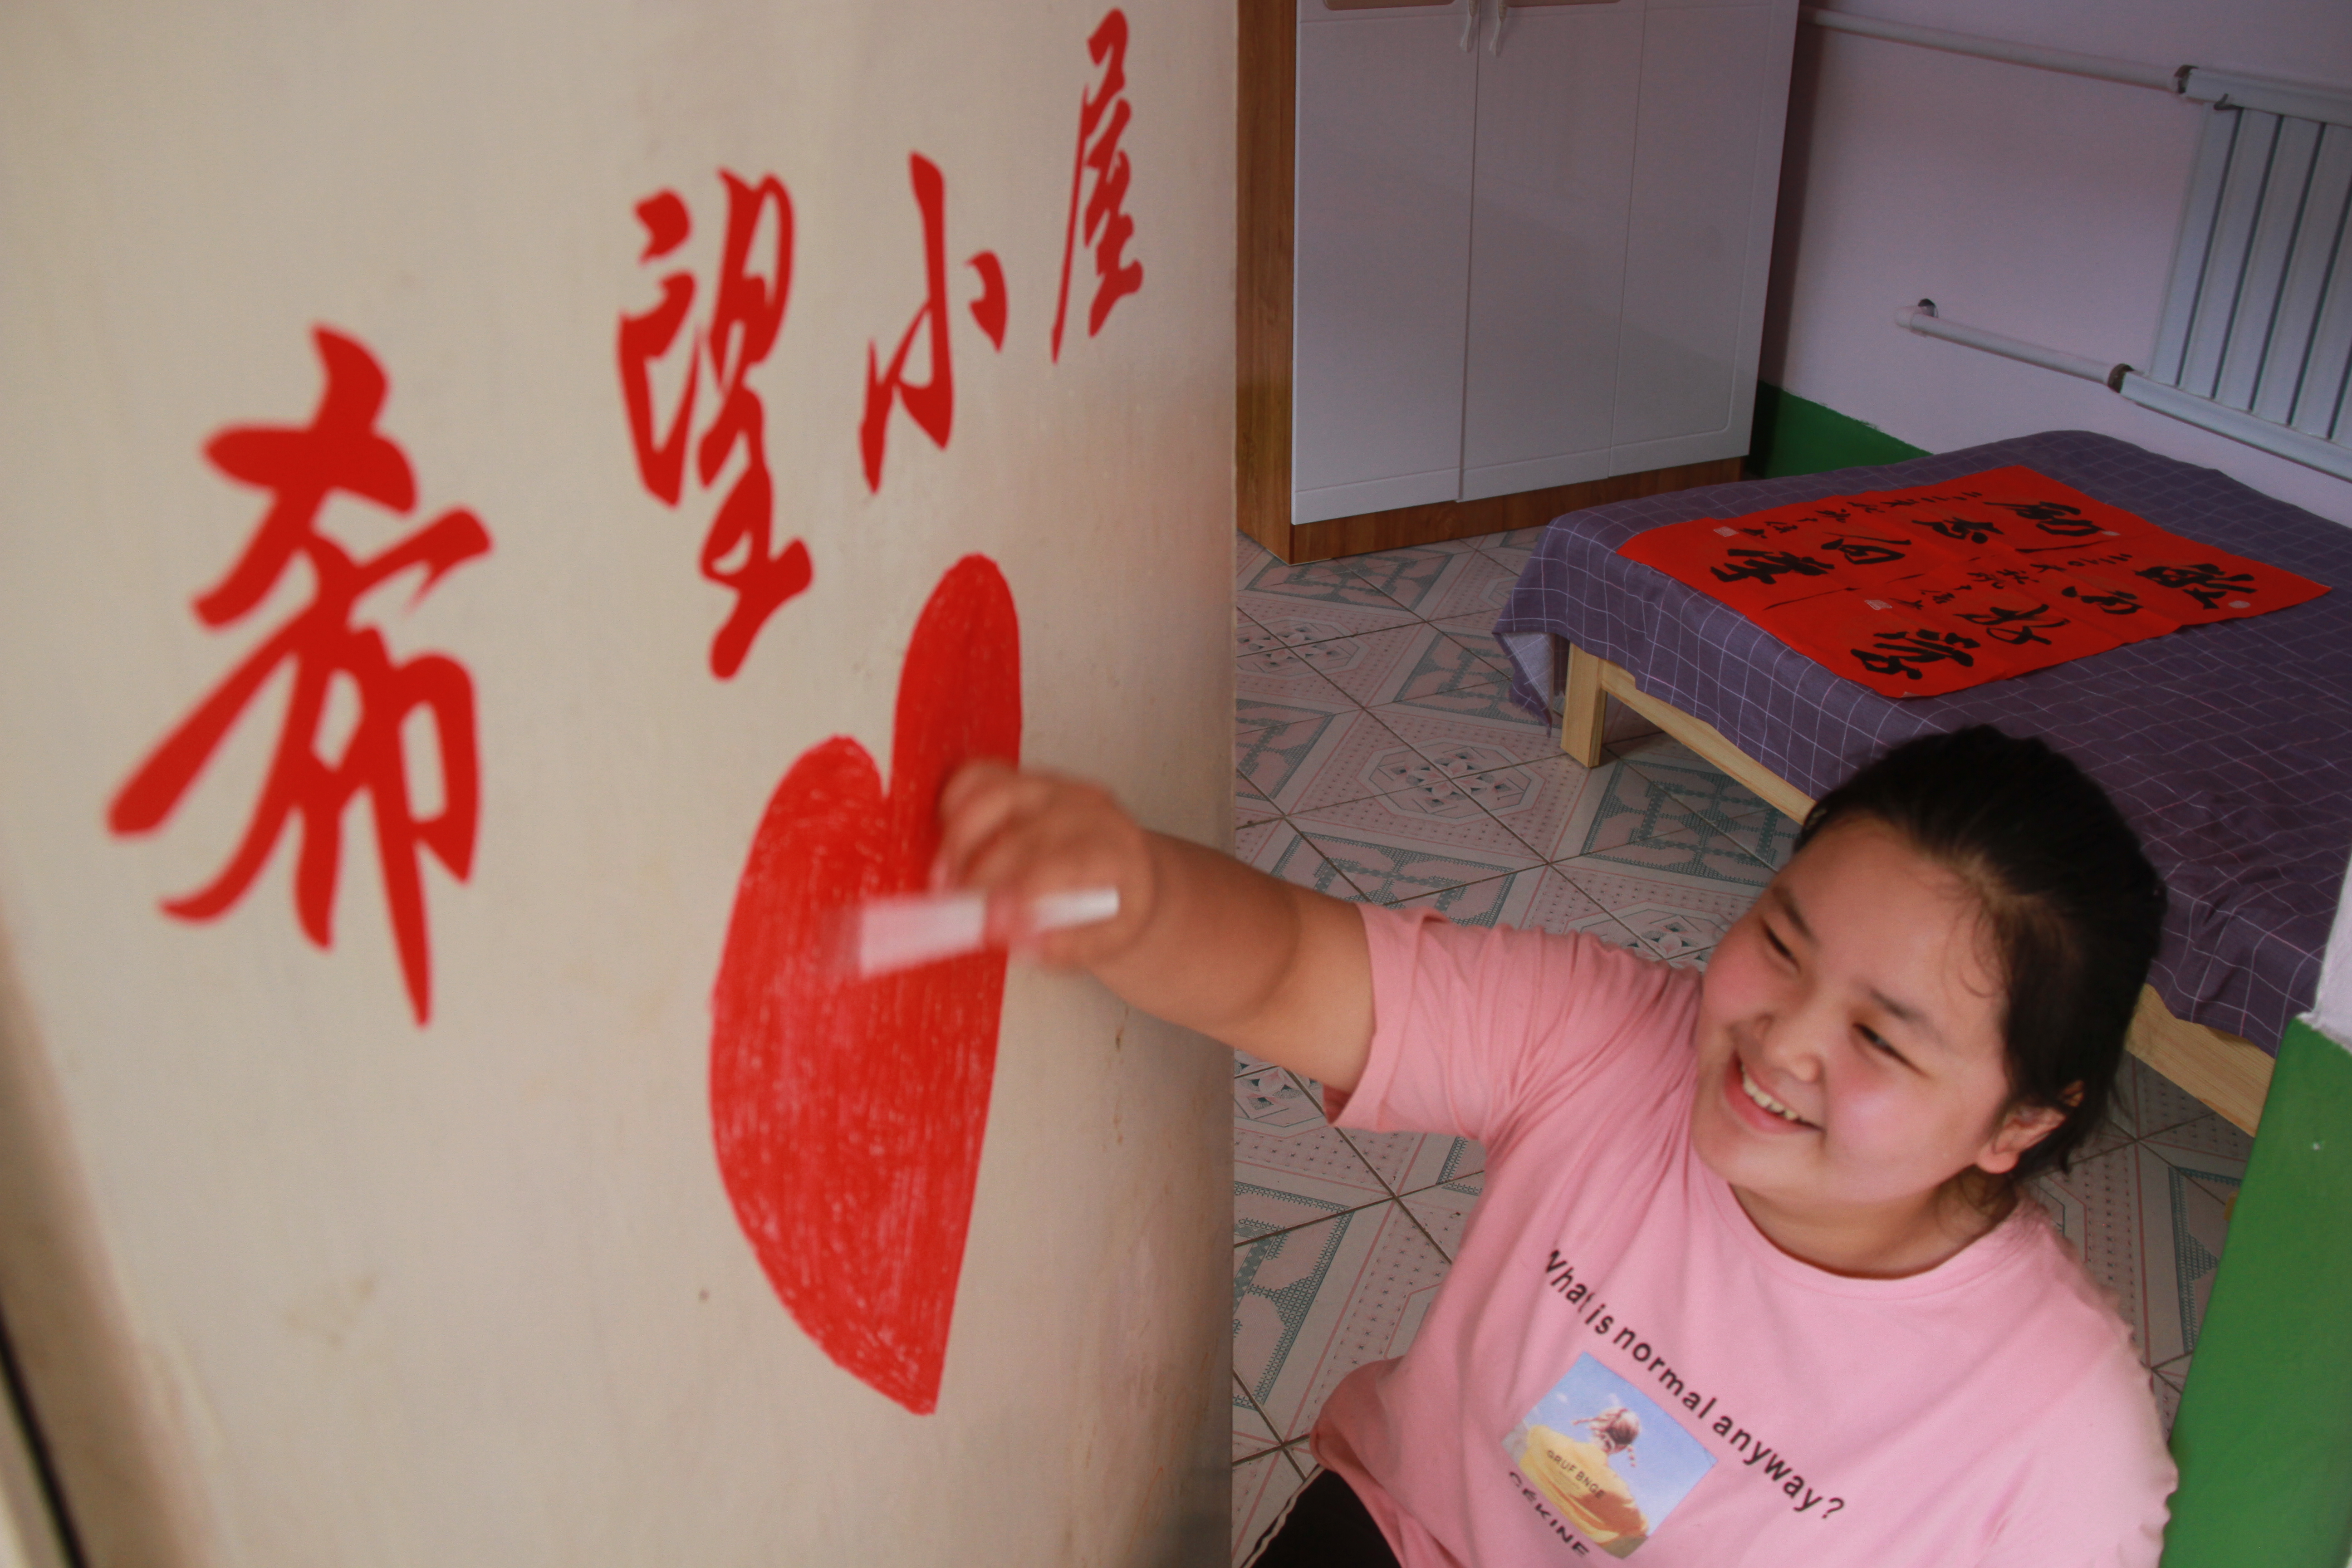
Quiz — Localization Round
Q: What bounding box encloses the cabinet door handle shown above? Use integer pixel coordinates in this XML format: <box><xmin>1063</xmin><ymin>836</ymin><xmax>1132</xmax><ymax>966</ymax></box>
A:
<box><xmin>1489</xmin><ymin>0</ymin><xmax>1509</xmax><ymax>53</ymax></box>
<box><xmin>1460</xmin><ymin>0</ymin><xmax>1481</xmax><ymax>51</ymax></box>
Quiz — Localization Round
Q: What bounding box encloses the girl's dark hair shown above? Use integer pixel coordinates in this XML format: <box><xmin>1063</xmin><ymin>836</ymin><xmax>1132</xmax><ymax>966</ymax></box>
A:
<box><xmin>1796</xmin><ymin>726</ymin><xmax>2165</xmax><ymax>1186</ymax></box>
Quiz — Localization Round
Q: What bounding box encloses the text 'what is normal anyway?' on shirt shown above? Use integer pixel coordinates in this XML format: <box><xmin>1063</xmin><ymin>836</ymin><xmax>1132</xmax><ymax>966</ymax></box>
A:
<box><xmin>1527</xmin><ymin>1249</ymin><xmax>1847</xmax><ymax>1557</ymax></box>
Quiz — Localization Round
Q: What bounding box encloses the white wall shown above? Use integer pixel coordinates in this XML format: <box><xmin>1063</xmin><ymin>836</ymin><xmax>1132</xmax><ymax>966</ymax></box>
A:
<box><xmin>1763</xmin><ymin>0</ymin><xmax>2352</xmax><ymax>525</ymax></box>
<box><xmin>0</xmin><ymin>3</ymin><xmax>1233</xmax><ymax>1564</ymax></box>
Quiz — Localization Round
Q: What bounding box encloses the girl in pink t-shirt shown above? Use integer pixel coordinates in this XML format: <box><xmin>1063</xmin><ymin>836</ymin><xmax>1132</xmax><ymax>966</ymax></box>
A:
<box><xmin>936</xmin><ymin>725</ymin><xmax>2176</xmax><ymax>1565</ymax></box>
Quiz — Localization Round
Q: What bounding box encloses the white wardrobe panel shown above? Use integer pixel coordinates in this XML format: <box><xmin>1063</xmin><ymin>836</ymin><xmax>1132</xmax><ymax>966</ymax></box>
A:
<box><xmin>1609</xmin><ymin>2</ymin><xmax>1779</xmax><ymax>461</ymax></box>
<box><xmin>1293</xmin><ymin>3</ymin><xmax>1480</xmax><ymax>524</ymax></box>
<box><xmin>1458</xmin><ymin>3</ymin><xmax>1642</xmax><ymax>502</ymax></box>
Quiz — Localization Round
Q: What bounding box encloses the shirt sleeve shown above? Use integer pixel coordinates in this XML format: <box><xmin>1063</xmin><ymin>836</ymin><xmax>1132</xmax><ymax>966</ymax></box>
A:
<box><xmin>1980</xmin><ymin>1356</ymin><xmax>2176</xmax><ymax>1568</ymax></box>
<box><xmin>1333</xmin><ymin>902</ymin><xmax>1697</xmax><ymax>1153</ymax></box>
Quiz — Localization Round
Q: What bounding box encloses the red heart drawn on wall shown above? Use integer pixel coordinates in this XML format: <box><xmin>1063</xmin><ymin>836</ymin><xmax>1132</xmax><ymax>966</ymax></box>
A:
<box><xmin>710</xmin><ymin>555</ymin><xmax>1019</xmax><ymax>1415</ymax></box>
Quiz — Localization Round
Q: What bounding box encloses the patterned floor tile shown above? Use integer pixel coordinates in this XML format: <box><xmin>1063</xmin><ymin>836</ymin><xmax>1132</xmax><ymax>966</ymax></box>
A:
<box><xmin>1238</xmin><ymin>556</ymin><xmax>1424</xmax><ymax>636</ymax></box>
<box><xmin>1548</xmin><ymin>858</ymin><xmax>1764</xmax><ymax>963</ymax></box>
<box><xmin>1515</xmin><ymin>867</ymin><xmax>1662</xmax><ymax>954</ymax></box>
<box><xmin>1241</xmin><ymin>606</ymin><xmax>1406</xmax><ymax>651</ymax></box>
<box><xmin>1369</xmin><ymin>664</ymin><xmax>1554</xmax><ymax>728</ymax></box>
<box><xmin>1234</xmin><ymin>1375</ymin><xmax>1284</xmax><ymax>1461</ymax></box>
<box><xmin>1290</xmin><ymin>804</ymin><xmax>1549</xmax><ymax>906</ymax></box>
<box><xmin>1235</xmin><ymin>631</ymin><xmax>1356</xmax><ymax>706</ymax></box>
<box><xmin>1235</xmin><ymin>1047</ymin><xmax>1276</xmax><ymax>1077</ymax></box>
<box><xmin>2026</xmin><ymin>1142</ymin><xmax>2152</xmax><ymax>1358</ymax></box>
<box><xmin>1325</xmin><ymin>544</ymin><xmax>1462</xmax><ymax>615</ymax></box>
<box><xmin>1235</xmin><ymin>1198</ymin><xmax>1452</xmax><ymax>1441</ymax></box>
<box><xmin>1236</xmin><ymin>530</ymin><xmax>1275</xmax><ymax>589</ymax></box>
<box><xmin>1237</xmin><ymin>1063</ymin><xmax>1330</xmax><ymax>1136</ymax></box>
<box><xmin>1401</xmin><ymin>1176</ymin><xmax>1484</xmax><ymax>1261</ymax></box>
<box><xmin>2110</xmin><ymin>1055</ymin><xmax>2221</xmax><ymax>1142</ymax></box>
<box><xmin>1333</xmin><ymin>1117</ymin><xmax>1483</xmax><ymax>1192</ymax></box>
<box><xmin>1293</xmin><ymin>784</ymin><xmax>1546</xmax><ymax>867</ymax></box>
<box><xmin>1386</xmin><ymin>867</ymin><xmax>1550</xmax><ymax>928</ymax></box>
<box><xmin>1426</xmin><ymin>612</ymin><xmax>1517</xmax><ymax>672</ymax></box>
<box><xmin>1232</xmin><ymin>1446</ymin><xmax>1308</xmax><ymax>1564</ymax></box>
<box><xmin>2151</xmin><ymin>1364</ymin><xmax>2185</xmax><ymax>1435</ymax></box>
<box><xmin>1236</xmin><ymin>1068</ymin><xmax>1396</xmax><ymax>1219</ymax></box>
<box><xmin>1524</xmin><ymin>756</ymin><xmax>1780</xmax><ymax>885</ymax></box>
<box><xmin>1241</xmin><ymin>703</ymin><xmax>1429</xmax><ymax>817</ymax></box>
<box><xmin>1235</xmin><ymin>1165</ymin><xmax>1392</xmax><ymax>1246</ymax></box>
<box><xmin>1235</xmin><ymin>694</ymin><xmax>1339</xmax><ymax>745</ymax></box>
<box><xmin>2137</xmin><ymin>1111</ymin><xmax>2253</xmax><ymax>1164</ymax></box>
<box><xmin>1602</xmin><ymin>696</ymin><xmax>1664</xmax><ymax>745</ymax></box>
<box><xmin>1612</xmin><ymin>746</ymin><xmax>1802</xmax><ymax>874</ymax></box>
<box><xmin>1308</xmin><ymin>623</ymin><xmax>1517</xmax><ymax>712</ymax></box>
<box><xmin>1235</xmin><ymin>769</ymin><xmax>1279</xmax><ymax>828</ymax></box>
<box><xmin>1234</xmin><ymin>820</ymin><xmax>1363</xmax><ymax>901</ymax></box>
<box><xmin>2128</xmin><ymin>1138</ymin><xmax>2244</xmax><ymax>1367</ymax></box>
<box><xmin>1715</xmin><ymin>805</ymin><xmax>1799</xmax><ymax>873</ymax></box>
<box><xmin>1606</xmin><ymin>731</ymin><xmax>1712</xmax><ymax>770</ymax></box>
<box><xmin>1487</xmin><ymin>524</ymin><xmax>1551</xmax><ymax>551</ymax></box>
<box><xmin>1399</xmin><ymin>1133</ymin><xmax>1487</xmax><ymax>1193</ymax></box>
<box><xmin>1375</xmin><ymin>705</ymin><xmax>1578</xmax><ymax>779</ymax></box>
<box><xmin>1414</xmin><ymin>548</ymin><xmax>1523</xmax><ymax>623</ymax></box>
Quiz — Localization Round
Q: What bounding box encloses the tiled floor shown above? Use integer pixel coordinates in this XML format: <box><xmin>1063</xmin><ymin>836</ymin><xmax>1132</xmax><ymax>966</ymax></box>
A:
<box><xmin>1226</xmin><ymin>529</ymin><xmax>2254</xmax><ymax>1563</ymax></box>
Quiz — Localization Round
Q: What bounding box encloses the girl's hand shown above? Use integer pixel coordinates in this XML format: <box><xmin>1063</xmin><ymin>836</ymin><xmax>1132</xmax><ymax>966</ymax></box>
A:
<box><xmin>932</xmin><ymin>758</ymin><xmax>1376</xmax><ymax>1092</ymax></box>
<box><xmin>933</xmin><ymin>760</ymin><xmax>1160</xmax><ymax>971</ymax></box>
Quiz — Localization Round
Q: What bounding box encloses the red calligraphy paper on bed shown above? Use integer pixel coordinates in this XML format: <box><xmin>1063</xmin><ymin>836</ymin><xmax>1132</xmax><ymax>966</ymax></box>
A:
<box><xmin>1617</xmin><ymin>466</ymin><xmax>2330</xmax><ymax>698</ymax></box>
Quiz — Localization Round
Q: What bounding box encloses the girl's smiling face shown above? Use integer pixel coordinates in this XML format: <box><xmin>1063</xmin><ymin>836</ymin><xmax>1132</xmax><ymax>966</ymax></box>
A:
<box><xmin>1689</xmin><ymin>818</ymin><xmax>2065</xmax><ymax>1277</ymax></box>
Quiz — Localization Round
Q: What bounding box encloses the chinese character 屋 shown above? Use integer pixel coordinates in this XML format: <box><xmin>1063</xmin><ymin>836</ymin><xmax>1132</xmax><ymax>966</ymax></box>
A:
<box><xmin>1052</xmin><ymin>8</ymin><xmax>1144</xmax><ymax>360</ymax></box>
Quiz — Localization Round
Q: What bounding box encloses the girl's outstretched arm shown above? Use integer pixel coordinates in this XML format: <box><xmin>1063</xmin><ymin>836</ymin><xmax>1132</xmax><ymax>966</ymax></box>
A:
<box><xmin>935</xmin><ymin>760</ymin><xmax>1375</xmax><ymax>1093</ymax></box>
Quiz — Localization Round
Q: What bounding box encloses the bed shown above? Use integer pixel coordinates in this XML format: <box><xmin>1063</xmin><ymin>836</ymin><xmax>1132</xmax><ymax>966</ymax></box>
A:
<box><xmin>1493</xmin><ymin>430</ymin><xmax>2352</xmax><ymax>1135</ymax></box>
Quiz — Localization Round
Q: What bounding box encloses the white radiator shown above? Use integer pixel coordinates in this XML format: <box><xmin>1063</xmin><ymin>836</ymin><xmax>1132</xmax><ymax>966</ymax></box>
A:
<box><xmin>1813</xmin><ymin>7</ymin><xmax>2352</xmax><ymax>482</ymax></box>
<box><xmin>2149</xmin><ymin>106</ymin><xmax>2352</xmax><ymax>451</ymax></box>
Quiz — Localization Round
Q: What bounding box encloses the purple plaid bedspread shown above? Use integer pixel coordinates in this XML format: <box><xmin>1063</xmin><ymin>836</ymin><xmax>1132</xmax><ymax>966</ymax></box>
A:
<box><xmin>1496</xmin><ymin>430</ymin><xmax>2352</xmax><ymax>1052</ymax></box>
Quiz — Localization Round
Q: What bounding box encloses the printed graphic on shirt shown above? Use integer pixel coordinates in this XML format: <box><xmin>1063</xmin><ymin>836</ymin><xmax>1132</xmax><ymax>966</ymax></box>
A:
<box><xmin>1504</xmin><ymin>1355</ymin><xmax>1716</xmax><ymax>1558</ymax></box>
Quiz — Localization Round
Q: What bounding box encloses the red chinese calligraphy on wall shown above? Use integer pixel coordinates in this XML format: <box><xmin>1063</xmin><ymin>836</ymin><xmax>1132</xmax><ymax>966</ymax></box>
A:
<box><xmin>860</xmin><ymin>154</ymin><xmax>1009</xmax><ymax>493</ymax></box>
<box><xmin>1051</xmin><ymin>9</ymin><xmax>1143</xmax><ymax>362</ymax></box>
<box><xmin>618</xmin><ymin>172</ymin><xmax>814</xmax><ymax>678</ymax></box>
<box><xmin>108</xmin><ymin>328</ymin><xmax>490</xmax><ymax>1025</ymax></box>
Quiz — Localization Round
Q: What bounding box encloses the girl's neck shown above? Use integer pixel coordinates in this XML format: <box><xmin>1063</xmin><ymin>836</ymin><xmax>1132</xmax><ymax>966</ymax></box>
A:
<box><xmin>1730</xmin><ymin>1177</ymin><xmax>2016</xmax><ymax>1279</ymax></box>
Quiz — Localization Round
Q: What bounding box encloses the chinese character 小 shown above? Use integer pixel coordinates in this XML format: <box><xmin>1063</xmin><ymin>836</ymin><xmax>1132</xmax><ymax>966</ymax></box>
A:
<box><xmin>860</xmin><ymin>153</ymin><xmax>1008</xmax><ymax>491</ymax></box>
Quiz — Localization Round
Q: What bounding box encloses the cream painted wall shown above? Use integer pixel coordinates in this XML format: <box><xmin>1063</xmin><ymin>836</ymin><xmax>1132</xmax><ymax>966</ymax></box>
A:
<box><xmin>1763</xmin><ymin>0</ymin><xmax>2352</xmax><ymax>524</ymax></box>
<box><xmin>0</xmin><ymin>3</ymin><xmax>1233</xmax><ymax>1563</ymax></box>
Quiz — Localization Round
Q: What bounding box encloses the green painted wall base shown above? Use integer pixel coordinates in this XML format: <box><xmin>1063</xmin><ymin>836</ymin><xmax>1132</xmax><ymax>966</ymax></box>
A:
<box><xmin>2163</xmin><ymin>1018</ymin><xmax>2352</xmax><ymax>1567</ymax></box>
<box><xmin>1747</xmin><ymin>383</ymin><xmax>1929</xmax><ymax>479</ymax></box>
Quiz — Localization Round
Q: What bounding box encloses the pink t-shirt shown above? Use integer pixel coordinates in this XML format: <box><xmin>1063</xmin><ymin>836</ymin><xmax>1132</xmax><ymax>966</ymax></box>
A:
<box><xmin>1312</xmin><ymin>904</ymin><xmax>2175</xmax><ymax>1568</ymax></box>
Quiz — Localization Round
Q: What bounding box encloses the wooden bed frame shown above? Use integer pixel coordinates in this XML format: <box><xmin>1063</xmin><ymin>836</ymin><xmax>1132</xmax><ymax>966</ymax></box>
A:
<box><xmin>1558</xmin><ymin>643</ymin><xmax>2279</xmax><ymax>1135</ymax></box>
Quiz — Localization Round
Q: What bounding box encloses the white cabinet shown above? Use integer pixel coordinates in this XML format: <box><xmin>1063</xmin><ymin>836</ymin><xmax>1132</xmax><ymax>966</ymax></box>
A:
<box><xmin>1289</xmin><ymin>0</ymin><xmax>1798</xmax><ymax>528</ymax></box>
<box><xmin>1293</xmin><ymin>4</ymin><xmax>1480</xmax><ymax>520</ymax></box>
